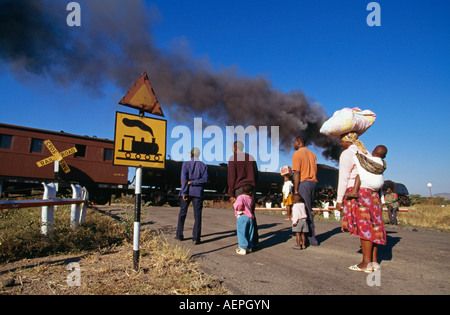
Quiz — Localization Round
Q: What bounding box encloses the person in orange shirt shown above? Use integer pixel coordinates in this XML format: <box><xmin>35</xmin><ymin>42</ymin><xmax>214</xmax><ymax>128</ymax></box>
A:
<box><xmin>292</xmin><ymin>136</ymin><xmax>319</xmax><ymax>246</ymax></box>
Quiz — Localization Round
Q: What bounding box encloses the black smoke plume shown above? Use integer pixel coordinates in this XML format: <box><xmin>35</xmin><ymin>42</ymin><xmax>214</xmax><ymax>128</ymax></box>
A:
<box><xmin>122</xmin><ymin>118</ymin><xmax>154</xmax><ymax>137</ymax></box>
<box><xmin>0</xmin><ymin>0</ymin><xmax>341</xmax><ymax>161</ymax></box>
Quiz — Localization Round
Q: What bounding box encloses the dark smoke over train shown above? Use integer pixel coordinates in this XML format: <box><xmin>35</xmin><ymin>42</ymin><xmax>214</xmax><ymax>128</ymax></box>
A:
<box><xmin>0</xmin><ymin>0</ymin><xmax>341</xmax><ymax>161</ymax></box>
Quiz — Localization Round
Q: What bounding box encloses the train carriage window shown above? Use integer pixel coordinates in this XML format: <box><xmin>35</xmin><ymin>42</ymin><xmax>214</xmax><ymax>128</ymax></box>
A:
<box><xmin>104</xmin><ymin>148</ymin><xmax>113</xmax><ymax>161</ymax></box>
<box><xmin>0</xmin><ymin>134</ymin><xmax>12</xmax><ymax>149</ymax></box>
<box><xmin>74</xmin><ymin>144</ymin><xmax>86</xmax><ymax>158</ymax></box>
<box><xmin>30</xmin><ymin>138</ymin><xmax>44</xmax><ymax>153</ymax></box>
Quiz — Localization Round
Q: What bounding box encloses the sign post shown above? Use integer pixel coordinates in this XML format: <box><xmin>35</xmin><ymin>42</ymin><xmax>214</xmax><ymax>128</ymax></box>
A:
<box><xmin>115</xmin><ymin>72</ymin><xmax>166</xmax><ymax>271</ymax></box>
<box><xmin>133</xmin><ymin>167</ymin><xmax>142</xmax><ymax>270</ymax></box>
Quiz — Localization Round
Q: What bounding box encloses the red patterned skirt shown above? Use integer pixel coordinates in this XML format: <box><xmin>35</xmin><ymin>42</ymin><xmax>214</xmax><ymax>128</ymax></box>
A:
<box><xmin>342</xmin><ymin>188</ymin><xmax>386</xmax><ymax>245</ymax></box>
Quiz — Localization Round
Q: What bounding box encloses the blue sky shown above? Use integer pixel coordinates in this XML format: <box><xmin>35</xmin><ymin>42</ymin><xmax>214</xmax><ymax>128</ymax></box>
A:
<box><xmin>0</xmin><ymin>0</ymin><xmax>449</xmax><ymax>196</ymax></box>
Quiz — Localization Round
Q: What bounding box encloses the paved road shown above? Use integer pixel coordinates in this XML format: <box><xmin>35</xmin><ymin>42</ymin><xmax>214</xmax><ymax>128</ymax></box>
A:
<box><xmin>98</xmin><ymin>205</ymin><xmax>449</xmax><ymax>295</ymax></box>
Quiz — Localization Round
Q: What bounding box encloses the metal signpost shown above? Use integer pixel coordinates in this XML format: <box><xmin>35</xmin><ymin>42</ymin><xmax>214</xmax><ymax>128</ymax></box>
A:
<box><xmin>115</xmin><ymin>72</ymin><xmax>166</xmax><ymax>271</ymax></box>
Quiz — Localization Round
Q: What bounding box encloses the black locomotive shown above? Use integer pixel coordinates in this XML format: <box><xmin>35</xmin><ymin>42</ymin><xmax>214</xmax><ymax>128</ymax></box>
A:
<box><xmin>139</xmin><ymin>159</ymin><xmax>410</xmax><ymax>207</ymax></box>
<box><xmin>119</xmin><ymin>136</ymin><xmax>161</xmax><ymax>161</ymax></box>
<box><xmin>139</xmin><ymin>160</ymin><xmax>339</xmax><ymax>207</ymax></box>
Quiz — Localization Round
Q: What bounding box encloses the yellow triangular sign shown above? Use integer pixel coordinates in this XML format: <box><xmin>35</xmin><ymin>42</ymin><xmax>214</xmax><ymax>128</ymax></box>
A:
<box><xmin>119</xmin><ymin>73</ymin><xmax>164</xmax><ymax>117</ymax></box>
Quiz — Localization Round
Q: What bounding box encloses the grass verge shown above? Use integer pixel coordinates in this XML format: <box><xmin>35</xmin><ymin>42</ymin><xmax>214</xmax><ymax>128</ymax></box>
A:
<box><xmin>0</xmin><ymin>206</ymin><xmax>229</xmax><ymax>295</ymax></box>
<box><xmin>0</xmin><ymin>205</ymin><xmax>124</xmax><ymax>264</ymax></box>
<box><xmin>311</xmin><ymin>205</ymin><xmax>450</xmax><ymax>232</ymax></box>
<box><xmin>397</xmin><ymin>205</ymin><xmax>450</xmax><ymax>232</ymax></box>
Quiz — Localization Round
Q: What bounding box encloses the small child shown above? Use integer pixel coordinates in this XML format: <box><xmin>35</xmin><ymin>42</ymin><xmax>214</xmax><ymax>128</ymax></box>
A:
<box><xmin>345</xmin><ymin>145</ymin><xmax>388</xmax><ymax>199</ymax></box>
<box><xmin>233</xmin><ymin>184</ymin><xmax>255</xmax><ymax>255</ymax></box>
<box><xmin>282</xmin><ymin>173</ymin><xmax>294</xmax><ymax>220</ymax></box>
<box><xmin>291</xmin><ymin>194</ymin><xmax>309</xmax><ymax>250</ymax></box>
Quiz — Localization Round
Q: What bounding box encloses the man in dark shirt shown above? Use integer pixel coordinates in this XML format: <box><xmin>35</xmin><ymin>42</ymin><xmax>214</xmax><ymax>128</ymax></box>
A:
<box><xmin>176</xmin><ymin>147</ymin><xmax>208</xmax><ymax>244</ymax></box>
<box><xmin>228</xmin><ymin>141</ymin><xmax>259</xmax><ymax>245</ymax></box>
<box><xmin>385</xmin><ymin>187</ymin><xmax>399</xmax><ymax>225</ymax></box>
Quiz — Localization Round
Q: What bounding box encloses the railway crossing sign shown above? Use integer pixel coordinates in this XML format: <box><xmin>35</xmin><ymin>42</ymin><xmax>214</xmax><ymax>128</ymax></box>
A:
<box><xmin>117</xmin><ymin>72</ymin><xmax>167</xmax><ymax>271</ymax></box>
<box><xmin>113</xmin><ymin>112</ymin><xmax>167</xmax><ymax>169</ymax></box>
<box><xmin>36</xmin><ymin>140</ymin><xmax>77</xmax><ymax>173</ymax></box>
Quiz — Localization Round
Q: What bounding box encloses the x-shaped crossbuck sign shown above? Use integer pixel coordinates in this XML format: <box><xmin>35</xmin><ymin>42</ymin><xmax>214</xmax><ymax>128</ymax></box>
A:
<box><xmin>36</xmin><ymin>140</ymin><xmax>77</xmax><ymax>174</ymax></box>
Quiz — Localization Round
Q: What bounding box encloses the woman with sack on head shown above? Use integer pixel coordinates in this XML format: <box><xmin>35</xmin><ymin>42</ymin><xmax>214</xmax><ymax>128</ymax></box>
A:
<box><xmin>335</xmin><ymin>132</ymin><xmax>386</xmax><ymax>273</ymax></box>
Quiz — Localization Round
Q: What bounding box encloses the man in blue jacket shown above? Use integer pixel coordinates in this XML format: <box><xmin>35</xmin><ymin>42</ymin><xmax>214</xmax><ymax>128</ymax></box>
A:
<box><xmin>176</xmin><ymin>147</ymin><xmax>209</xmax><ymax>244</ymax></box>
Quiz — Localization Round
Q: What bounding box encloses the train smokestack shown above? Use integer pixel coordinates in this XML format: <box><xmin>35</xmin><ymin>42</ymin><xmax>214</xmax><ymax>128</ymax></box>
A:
<box><xmin>0</xmin><ymin>0</ymin><xmax>341</xmax><ymax>161</ymax></box>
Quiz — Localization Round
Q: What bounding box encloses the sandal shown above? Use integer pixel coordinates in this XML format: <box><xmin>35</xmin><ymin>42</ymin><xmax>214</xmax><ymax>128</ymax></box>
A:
<box><xmin>348</xmin><ymin>264</ymin><xmax>372</xmax><ymax>273</ymax></box>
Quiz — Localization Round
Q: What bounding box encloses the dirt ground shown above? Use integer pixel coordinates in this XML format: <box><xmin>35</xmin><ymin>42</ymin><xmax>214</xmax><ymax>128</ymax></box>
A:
<box><xmin>138</xmin><ymin>206</ymin><xmax>450</xmax><ymax>295</ymax></box>
<box><xmin>2</xmin><ymin>205</ymin><xmax>449</xmax><ymax>295</ymax></box>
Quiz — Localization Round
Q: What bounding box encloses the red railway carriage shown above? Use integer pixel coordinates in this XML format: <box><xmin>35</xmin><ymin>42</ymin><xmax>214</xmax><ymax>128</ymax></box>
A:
<box><xmin>0</xmin><ymin>123</ymin><xmax>128</xmax><ymax>204</ymax></box>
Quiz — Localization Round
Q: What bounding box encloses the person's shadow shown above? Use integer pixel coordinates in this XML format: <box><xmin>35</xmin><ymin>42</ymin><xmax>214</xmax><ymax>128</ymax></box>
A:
<box><xmin>355</xmin><ymin>230</ymin><xmax>401</xmax><ymax>263</ymax></box>
<box><xmin>200</xmin><ymin>229</ymin><xmax>237</xmax><ymax>244</ymax></box>
<box><xmin>257</xmin><ymin>223</ymin><xmax>293</xmax><ymax>250</ymax></box>
<box><xmin>316</xmin><ymin>227</ymin><xmax>342</xmax><ymax>244</ymax></box>
<box><xmin>315</xmin><ymin>226</ymin><xmax>401</xmax><ymax>264</ymax></box>
<box><xmin>377</xmin><ymin>231</ymin><xmax>401</xmax><ymax>263</ymax></box>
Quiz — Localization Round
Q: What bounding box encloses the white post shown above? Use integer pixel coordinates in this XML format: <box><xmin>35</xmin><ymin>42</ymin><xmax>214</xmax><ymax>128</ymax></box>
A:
<box><xmin>70</xmin><ymin>184</ymin><xmax>82</xmax><ymax>229</ymax></box>
<box><xmin>54</xmin><ymin>161</ymin><xmax>59</xmax><ymax>191</ymax></box>
<box><xmin>42</xmin><ymin>182</ymin><xmax>57</xmax><ymax>236</ymax></box>
<box><xmin>79</xmin><ymin>187</ymin><xmax>89</xmax><ymax>225</ymax></box>
<box><xmin>333</xmin><ymin>200</ymin><xmax>340</xmax><ymax>221</ymax></box>
<box><xmin>53</xmin><ymin>161</ymin><xmax>59</xmax><ymax>212</ymax></box>
<box><xmin>133</xmin><ymin>167</ymin><xmax>143</xmax><ymax>271</ymax></box>
<box><xmin>323</xmin><ymin>201</ymin><xmax>329</xmax><ymax>219</ymax></box>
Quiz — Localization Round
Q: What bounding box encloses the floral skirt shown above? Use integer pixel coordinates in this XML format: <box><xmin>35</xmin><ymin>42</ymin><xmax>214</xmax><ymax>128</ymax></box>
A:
<box><xmin>342</xmin><ymin>188</ymin><xmax>386</xmax><ymax>245</ymax></box>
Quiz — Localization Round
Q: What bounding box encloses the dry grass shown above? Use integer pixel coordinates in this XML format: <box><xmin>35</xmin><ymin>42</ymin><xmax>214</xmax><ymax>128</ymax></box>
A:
<box><xmin>0</xmin><ymin>206</ymin><xmax>229</xmax><ymax>295</ymax></box>
<box><xmin>0</xmin><ymin>206</ymin><xmax>124</xmax><ymax>263</ymax></box>
<box><xmin>0</xmin><ymin>233</ymin><xmax>228</xmax><ymax>295</ymax></box>
<box><xmin>310</xmin><ymin>204</ymin><xmax>450</xmax><ymax>232</ymax></box>
<box><xmin>73</xmin><ymin>231</ymin><xmax>228</xmax><ymax>295</ymax></box>
<box><xmin>397</xmin><ymin>205</ymin><xmax>450</xmax><ymax>232</ymax></box>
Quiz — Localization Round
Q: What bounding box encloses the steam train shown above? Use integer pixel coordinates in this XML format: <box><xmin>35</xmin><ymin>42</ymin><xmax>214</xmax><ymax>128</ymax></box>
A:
<box><xmin>0</xmin><ymin>123</ymin><xmax>410</xmax><ymax>206</ymax></box>
<box><xmin>139</xmin><ymin>160</ymin><xmax>340</xmax><ymax>207</ymax></box>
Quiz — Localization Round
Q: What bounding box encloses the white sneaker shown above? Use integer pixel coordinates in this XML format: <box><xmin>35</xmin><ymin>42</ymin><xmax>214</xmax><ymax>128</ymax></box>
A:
<box><xmin>236</xmin><ymin>247</ymin><xmax>247</xmax><ymax>255</ymax></box>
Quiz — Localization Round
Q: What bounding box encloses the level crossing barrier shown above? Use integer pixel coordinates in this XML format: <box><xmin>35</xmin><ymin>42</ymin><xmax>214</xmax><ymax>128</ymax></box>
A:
<box><xmin>0</xmin><ymin>182</ymin><xmax>88</xmax><ymax>236</ymax></box>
